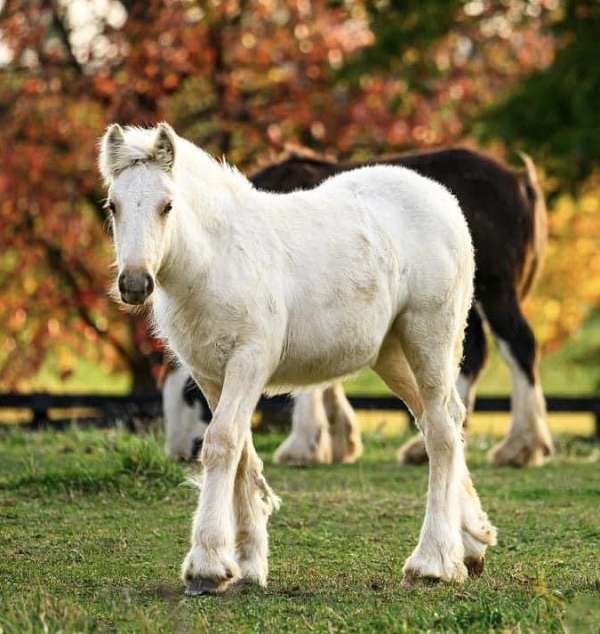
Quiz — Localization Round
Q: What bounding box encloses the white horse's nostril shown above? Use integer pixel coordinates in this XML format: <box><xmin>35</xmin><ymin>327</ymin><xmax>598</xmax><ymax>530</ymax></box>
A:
<box><xmin>117</xmin><ymin>273</ymin><xmax>127</xmax><ymax>295</ymax></box>
<box><xmin>144</xmin><ymin>273</ymin><xmax>154</xmax><ymax>294</ymax></box>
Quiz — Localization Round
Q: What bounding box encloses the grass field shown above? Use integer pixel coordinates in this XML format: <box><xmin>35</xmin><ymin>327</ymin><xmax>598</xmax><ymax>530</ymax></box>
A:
<box><xmin>1</xmin><ymin>425</ymin><xmax>599</xmax><ymax>633</ymax></box>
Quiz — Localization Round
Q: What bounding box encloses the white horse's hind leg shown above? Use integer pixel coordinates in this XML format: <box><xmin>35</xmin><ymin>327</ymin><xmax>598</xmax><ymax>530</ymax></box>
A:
<box><xmin>323</xmin><ymin>382</ymin><xmax>363</xmax><ymax>463</ymax></box>
<box><xmin>373</xmin><ymin>340</ymin><xmax>429</xmax><ymax>466</ymax></box>
<box><xmin>373</xmin><ymin>335</ymin><xmax>437</xmax><ymax>480</ymax></box>
<box><xmin>234</xmin><ymin>435</ymin><xmax>280</xmax><ymax>586</ymax></box>
<box><xmin>397</xmin><ymin>309</ymin><xmax>488</xmax><ymax>466</ymax></box>
<box><xmin>397</xmin><ymin>372</ymin><xmax>475</xmax><ymax>464</ymax></box>
<box><xmin>447</xmin><ymin>386</ymin><xmax>497</xmax><ymax>575</ymax></box>
<box><xmin>396</xmin><ymin>432</ymin><xmax>428</xmax><ymax>465</ymax></box>
<box><xmin>382</xmin><ymin>309</ymin><xmax>494</xmax><ymax>584</ymax></box>
<box><xmin>273</xmin><ymin>388</ymin><xmax>332</xmax><ymax>465</ymax></box>
<box><xmin>395</xmin><ymin>367</ymin><xmax>479</xmax><ymax>466</ymax></box>
<box><xmin>403</xmin><ymin>400</ymin><xmax>467</xmax><ymax>583</ymax></box>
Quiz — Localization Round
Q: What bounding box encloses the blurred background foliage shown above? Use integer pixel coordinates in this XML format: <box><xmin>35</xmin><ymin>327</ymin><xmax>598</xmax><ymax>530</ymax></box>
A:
<box><xmin>0</xmin><ymin>0</ymin><xmax>598</xmax><ymax>394</ymax></box>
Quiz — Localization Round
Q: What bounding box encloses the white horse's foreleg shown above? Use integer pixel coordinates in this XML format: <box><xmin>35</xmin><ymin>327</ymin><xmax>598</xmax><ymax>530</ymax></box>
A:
<box><xmin>234</xmin><ymin>434</ymin><xmax>280</xmax><ymax>586</ymax></box>
<box><xmin>323</xmin><ymin>382</ymin><xmax>363</xmax><ymax>463</ymax></box>
<box><xmin>182</xmin><ymin>355</ymin><xmax>270</xmax><ymax>595</ymax></box>
<box><xmin>273</xmin><ymin>388</ymin><xmax>332</xmax><ymax>465</ymax></box>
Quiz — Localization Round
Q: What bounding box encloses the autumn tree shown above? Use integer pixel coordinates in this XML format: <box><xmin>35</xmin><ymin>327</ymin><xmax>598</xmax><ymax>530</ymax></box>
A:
<box><xmin>0</xmin><ymin>0</ymin><xmax>374</xmax><ymax>392</ymax></box>
<box><xmin>0</xmin><ymin>0</ymin><xmax>569</xmax><ymax>392</ymax></box>
<box><xmin>476</xmin><ymin>0</ymin><xmax>600</xmax><ymax>187</ymax></box>
<box><xmin>471</xmin><ymin>0</ymin><xmax>600</xmax><ymax>356</ymax></box>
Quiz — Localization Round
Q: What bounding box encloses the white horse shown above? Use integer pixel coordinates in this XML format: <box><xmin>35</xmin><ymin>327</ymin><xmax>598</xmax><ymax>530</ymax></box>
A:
<box><xmin>99</xmin><ymin>122</ymin><xmax>496</xmax><ymax>595</ymax></box>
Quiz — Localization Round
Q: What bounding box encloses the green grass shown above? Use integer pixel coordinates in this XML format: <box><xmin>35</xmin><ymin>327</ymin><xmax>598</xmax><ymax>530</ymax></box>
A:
<box><xmin>1</xmin><ymin>426</ymin><xmax>599</xmax><ymax>633</ymax></box>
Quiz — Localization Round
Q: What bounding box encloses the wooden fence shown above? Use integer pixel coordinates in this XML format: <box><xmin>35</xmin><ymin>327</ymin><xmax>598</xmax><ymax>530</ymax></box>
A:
<box><xmin>0</xmin><ymin>392</ymin><xmax>599</xmax><ymax>440</ymax></box>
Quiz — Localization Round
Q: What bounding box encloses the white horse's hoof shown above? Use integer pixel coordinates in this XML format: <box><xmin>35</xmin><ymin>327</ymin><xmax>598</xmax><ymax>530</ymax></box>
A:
<box><xmin>402</xmin><ymin>548</ymin><xmax>468</xmax><ymax>585</ymax></box>
<box><xmin>182</xmin><ymin>547</ymin><xmax>240</xmax><ymax>596</ymax></box>
<box><xmin>460</xmin><ymin>476</ymin><xmax>497</xmax><ymax>576</ymax></box>
<box><xmin>237</xmin><ymin>553</ymin><xmax>268</xmax><ymax>588</ymax></box>
<box><xmin>273</xmin><ymin>435</ymin><xmax>332</xmax><ymax>466</ymax></box>
<box><xmin>461</xmin><ymin>529</ymin><xmax>493</xmax><ymax>578</ymax></box>
<box><xmin>464</xmin><ymin>556</ymin><xmax>485</xmax><ymax>577</ymax></box>
<box><xmin>330</xmin><ymin>431</ymin><xmax>363</xmax><ymax>464</ymax></box>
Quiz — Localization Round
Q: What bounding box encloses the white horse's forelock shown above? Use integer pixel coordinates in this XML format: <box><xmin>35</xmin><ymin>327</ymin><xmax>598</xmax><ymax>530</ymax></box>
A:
<box><xmin>99</xmin><ymin>125</ymin><xmax>157</xmax><ymax>185</ymax></box>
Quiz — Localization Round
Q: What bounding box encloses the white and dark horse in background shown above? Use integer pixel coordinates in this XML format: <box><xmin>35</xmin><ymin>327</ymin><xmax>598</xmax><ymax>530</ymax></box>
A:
<box><xmin>100</xmin><ymin>123</ymin><xmax>495</xmax><ymax>594</ymax></box>
<box><xmin>162</xmin><ymin>364</ymin><xmax>210</xmax><ymax>461</ymax></box>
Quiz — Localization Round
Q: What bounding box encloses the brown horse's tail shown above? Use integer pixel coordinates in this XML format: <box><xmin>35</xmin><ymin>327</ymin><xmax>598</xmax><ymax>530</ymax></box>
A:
<box><xmin>518</xmin><ymin>152</ymin><xmax>548</xmax><ymax>298</ymax></box>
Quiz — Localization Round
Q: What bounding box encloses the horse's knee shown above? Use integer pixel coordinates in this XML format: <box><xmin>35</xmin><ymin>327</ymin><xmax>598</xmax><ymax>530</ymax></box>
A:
<box><xmin>448</xmin><ymin>388</ymin><xmax>466</xmax><ymax>429</ymax></box>
<box><xmin>422</xmin><ymin>402</ymin><xmax>460</xmax><ymax>456</ymax></box>
<box><xmin>201</xmin><ymin>423</ymin><xmax>239</xmax><ymax>468</ymax></box>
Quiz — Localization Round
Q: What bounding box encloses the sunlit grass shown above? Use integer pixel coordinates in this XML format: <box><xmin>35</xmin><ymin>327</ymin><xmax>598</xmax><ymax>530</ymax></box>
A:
<box><xmin>0</xmin><ymin>426</ymin><xmax>598</xmax><ymax>632</ymax></box>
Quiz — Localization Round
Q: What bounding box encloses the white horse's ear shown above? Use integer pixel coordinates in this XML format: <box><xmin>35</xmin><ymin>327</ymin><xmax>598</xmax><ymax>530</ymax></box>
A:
<box><xmin>154</xmin><ymin>122</ymin><xmax>176</xmax><ymax>172</ymax></box>
<box><xmin>99</xmin><ymin>123</ymin><xmax>126</xmax><ymax>184</ymax></box>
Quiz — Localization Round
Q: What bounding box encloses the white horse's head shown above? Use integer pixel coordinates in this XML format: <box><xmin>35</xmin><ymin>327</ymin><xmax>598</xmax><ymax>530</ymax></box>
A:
<box><xmin>99</xmin><ymin>123</ymin><xmax>177</xmax><ymax>304</ymax></box>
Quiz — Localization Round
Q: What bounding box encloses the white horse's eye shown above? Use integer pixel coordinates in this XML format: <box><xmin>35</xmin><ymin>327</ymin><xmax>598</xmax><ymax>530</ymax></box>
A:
<box><xmin>161</xmin><ymin>202</ymin><xmax>173</xmax><ymax>217</ymax></box>
<box><xmin>106</xmin><ymin>201</ymin><xmax>116</xmax><ymax>215</ymax></box>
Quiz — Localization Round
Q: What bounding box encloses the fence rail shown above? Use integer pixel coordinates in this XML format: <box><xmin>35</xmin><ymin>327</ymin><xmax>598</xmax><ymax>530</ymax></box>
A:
<box><xmin>0</xmin><ymin>392</ymin><xmax>599</xmax><ymax>440</ymax></box>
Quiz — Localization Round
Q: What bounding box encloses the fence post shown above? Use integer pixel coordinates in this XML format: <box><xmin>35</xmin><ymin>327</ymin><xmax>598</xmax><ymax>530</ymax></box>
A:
<box><xmin>30</xmin><ymin>394</ymin><xmax>49</xmax><ymax>429</ymax></box>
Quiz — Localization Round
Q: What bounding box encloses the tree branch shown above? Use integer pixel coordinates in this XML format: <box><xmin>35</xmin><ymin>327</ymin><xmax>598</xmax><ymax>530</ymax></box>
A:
<box><xmin>47</xmin><ymin>0</ymin><xmax>84</xmax><ymax>76</ymax></box>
